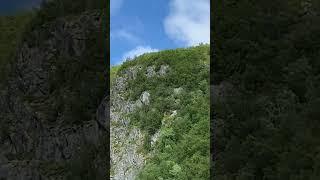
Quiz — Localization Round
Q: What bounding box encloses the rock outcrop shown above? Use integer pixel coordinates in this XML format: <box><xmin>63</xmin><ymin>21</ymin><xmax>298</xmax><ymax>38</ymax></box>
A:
<box><xmin>110</xmin><ymin>65</ymin><xmax>169</xmax><ymax>180</ymax></box>
<box><xmin>111</xmin><ymin>45</ymin><xmax>210</xmax><ymax>179</ymax></box>
<box><xmin>111</xmin><ymin>66</ymin><xmax>146</xmax><ymax>180</ymax></box>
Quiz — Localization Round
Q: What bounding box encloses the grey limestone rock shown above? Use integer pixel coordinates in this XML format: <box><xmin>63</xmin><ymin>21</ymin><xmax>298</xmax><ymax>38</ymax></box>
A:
<box><xmin>158</xmin><ymin>65</ymin><xmax>169</xmax><ymax>76</ymax></box>
<box><xmin>140</xmin><ymin>91</ymin><xmax>150</xmax><ymax>105</ymax></box>
<box><xmin>146</xmin><ymin>66</ymin><xmax>156</xmax><ymax>78</ymax></box>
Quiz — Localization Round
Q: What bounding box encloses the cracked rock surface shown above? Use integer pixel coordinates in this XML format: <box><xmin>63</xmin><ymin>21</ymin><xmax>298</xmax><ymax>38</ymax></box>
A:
<box><xmin>111</xmin><ymin>64</ymin><xmax>169</xmax><ymax>180</ymax></box>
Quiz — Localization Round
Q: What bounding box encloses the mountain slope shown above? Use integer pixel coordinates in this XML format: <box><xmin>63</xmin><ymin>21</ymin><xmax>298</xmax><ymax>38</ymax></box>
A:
<box><xmin>111</xmin><ymin>44</ymin><xmax>210</xmax><ymax>179</ymax></box>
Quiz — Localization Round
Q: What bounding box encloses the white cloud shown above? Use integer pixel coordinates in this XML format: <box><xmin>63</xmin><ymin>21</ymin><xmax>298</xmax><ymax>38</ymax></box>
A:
<box><xmin>111</xmin><ymin>0</ymin><xmax>123</xmax><ymax>16</ymax></box>
<box><xmin>111</xmin><ymin>29</ymin><xmax>142</xmax><ymax>44</ymax></box>
<box><xmin>164</xmin><ymin>0</ymin><xmax>210</xmax><ymax>46</ymax></box>
<box><xmin>117</xmin><ymin>46</ymin><xmax>159</xmax><ymax>65</ymax></box>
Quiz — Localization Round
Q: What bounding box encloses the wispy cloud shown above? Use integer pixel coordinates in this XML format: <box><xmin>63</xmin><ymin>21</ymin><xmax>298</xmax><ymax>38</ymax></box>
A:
<box><xmin>117</xmin><ymin>46</ymin><xmax>159</xmax><ymax>65</ymax></box>
<box><xmin>111</xmin><ymin>0</ymin><xmax>124</xmax><ymax>16</ymax></box>
<box><xmin>111</xmin><ymin>29</ymin><xmax>142</xmax><ymax>44</ymax></box>
<box><xmin>164</xmin><ymin>0</ymin><xmax>210</xmax><ymax>46</ymax></box>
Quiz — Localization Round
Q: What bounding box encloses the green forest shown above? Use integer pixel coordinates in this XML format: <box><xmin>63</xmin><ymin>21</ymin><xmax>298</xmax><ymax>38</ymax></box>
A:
<box><xmin>212</xmin><ymin>0</ymin><xmax>320</xmax><ymax>179</ymax></box>
<box><xmin>111</xmin><ymin>44</ymin><xmax>210</xmax><ymax>179</ymax></box>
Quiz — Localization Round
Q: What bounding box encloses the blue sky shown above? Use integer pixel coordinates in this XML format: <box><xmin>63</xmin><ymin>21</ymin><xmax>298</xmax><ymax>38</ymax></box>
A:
<box><xmin>111</xmin><ymin>0</ymin><xmax>210</xmax><ymax>65</ymax></box>
<box><xmin>0</xmin><ymin>0</ymin><xmax>41</xmax><ymax>15</ymax></box>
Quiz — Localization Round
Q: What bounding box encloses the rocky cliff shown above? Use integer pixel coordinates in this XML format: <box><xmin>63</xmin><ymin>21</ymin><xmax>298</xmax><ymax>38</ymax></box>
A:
<box><xmin>111</xmin><ymin>45</ymin><xmax>210</xmax><ymax>179</ymax></box>
<box><xmin>0</xmin><ymin>9</ymin><xmax>108</xmax><ymax>179</ymax></box>
<box><xmin>111</xmin><ymin>65</ymin><xmax>169</xmax><ymax>179</ymax></box>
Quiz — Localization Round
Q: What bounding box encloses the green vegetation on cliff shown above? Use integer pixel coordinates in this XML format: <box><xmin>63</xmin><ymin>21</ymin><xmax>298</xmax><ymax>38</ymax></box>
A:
<box><xmin>112</xmin><ymin>44</ymin><xmax>210</xmax><ymax>179</ymax></box>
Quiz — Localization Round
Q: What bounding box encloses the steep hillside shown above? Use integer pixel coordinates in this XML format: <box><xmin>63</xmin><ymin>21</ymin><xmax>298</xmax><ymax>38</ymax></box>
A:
<box><xmin>111</xmin><ymin>44</ymin><xmax>210</xmax><ymax>179</ymax></box>
<box><xmin>0</xmin><ymin>0</ymin><xmax>108</xmax><ymax>179</ymax></box>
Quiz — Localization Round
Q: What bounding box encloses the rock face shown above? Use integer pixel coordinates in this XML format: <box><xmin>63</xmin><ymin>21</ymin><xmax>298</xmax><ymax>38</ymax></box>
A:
<box><xmin>111</xmin><ymin>66</ymin><xmax>146</xmax><ymax>180</ymax></box>
<box><xmin>0</xmin><ymin>10</ymin><xmax>108</xmax><ymax>179</ymax></box>
<box><xmin>158</xmin><ymin>65</ymin><xmax>169</xmax><ymax>76</ymax></box>
<box><xmin>140</xmin><ymin>91</ymin><xmax>150</xmax><ymax>105</ymax></box>
<box><xmin>111</xmin><ymin>65</ymin><xmax>169</xmax><ymax>180</ymax></box>
<box><xmin>146</xmin><ymin>66</ymin><xmax>156</xmax><ymax>78</ymax></box>
<box><xmin>145</xmin><ymin>65</ymin><xmax>170</xmax><ymax>78</ymax></box>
